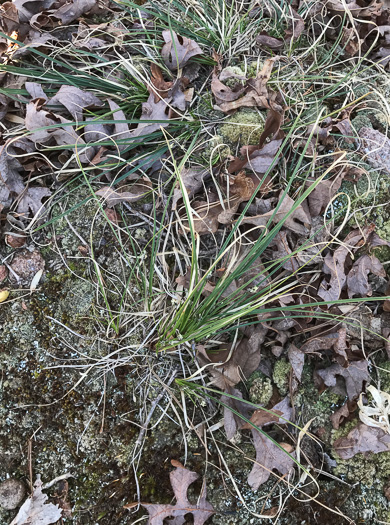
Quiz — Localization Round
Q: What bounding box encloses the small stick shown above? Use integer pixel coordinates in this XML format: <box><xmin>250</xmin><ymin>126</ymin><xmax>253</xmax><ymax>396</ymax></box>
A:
<box><xmin>99</xmin><ymin>373</ymin><xmax>107</xmax><ymax>434</ymax></box>
<box><xmin>28</xmin><ymin>439</ymin><xmax>33</xmax><ymax>492</ymax></box>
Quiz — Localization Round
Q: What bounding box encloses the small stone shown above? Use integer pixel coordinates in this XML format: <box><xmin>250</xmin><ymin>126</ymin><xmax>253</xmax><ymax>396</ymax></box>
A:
<box><xmin>0</xmin><ymin>479</ymin><xmax>26</xmax><ymax>510</ymax></box>
<box><xmin>9</xmin><ymin>248</ymin><xmax>45</xmax><ymax>285</ymax></box>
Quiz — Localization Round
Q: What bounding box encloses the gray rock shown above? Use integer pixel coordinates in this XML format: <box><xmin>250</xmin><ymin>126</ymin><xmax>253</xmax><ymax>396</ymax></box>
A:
<box><xmin>0</xmin><ymin>478</ymin><xmax>25</xmax><ymax>510</ymax></box>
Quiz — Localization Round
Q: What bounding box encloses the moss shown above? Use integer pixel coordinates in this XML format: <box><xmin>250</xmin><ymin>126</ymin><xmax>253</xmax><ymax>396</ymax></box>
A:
<box><xmin>248</xmin><ymin>376</ymin><xmax>273</xmax><ymax>406</ymax></box>
<box><xmin>272</xmin><ymin>359</ymin><xmax>292</xmax><ymax>396</ymax></box>
<box><xmin>201</xmin><ymin>135</ymin><xmax>231</xmax><ymax>164</ymax></box>
<box><xmin>293</xmin><ymin>364</ymin><xmax>342</xmax><ymax>431</ymax></box>
<box><xmin>219</xmin><ymin>108</ymin><xmax>265</xmax><ymax>147</ymax></box>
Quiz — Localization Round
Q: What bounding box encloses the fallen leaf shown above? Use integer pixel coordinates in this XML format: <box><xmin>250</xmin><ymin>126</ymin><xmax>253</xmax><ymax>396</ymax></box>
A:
<box><xmin>12</xmin><ymin>29</ymin><xmax>58</xmax><ymax>58</ymax></box>
<box><xmin>316</xmin><ymin>360</ymin><xmax>370</xmax><ymax>400</ymax></box>
<box><xmin>217</xmin><ymin>57</ymin><xmax>280</xmax><ymax>113</ymax></box>
<box><xmin>161</xmin><ymin>30</ymin><xmax>203</xmax><ymax>71</ymax></box>
<box><xmin>240</xmin><ymin>138</ymin><xmax>283</xmax><ymax>174</ymax></box>
<box><xmin>208</xmin><ymin>330</ymin><xmax>263</xmax><ymax>390</ymax></box>
<box><xmin>288</xmin><ymin>344</ymin><xmax>305</xmax><ymax>381</ymax></box>
<box><xmin>12</xmin><ymin>0</ymin><xmax>56</xmax><ymax>23</ymax></box>
<box><xmin>248</xmin><ymin>429</ymin><xmax>295</xmax><ymax>489</ymax></box>
<box><xmin>0</xmin><ymin>2</ymin><xmax>19</xmax><ymax>33</ymax></box>
<box><xmin>5</xmin><ymin>234</ymin><xmax>26</xmax><ymax>248</ymax></box>
<box><xmin>306</xmin><ymin>173</ymin><xmax>345</xmax><ymax>217</ymax></box>
<box><xmin>0</xmin><ymin>289</ymin><xmax>10</xmax><ymax>303</ymax></box>
<box><xmin>16</xmin><ymin>187</ymin><xmax>51</xmax><ymax>221</ymax></box>
<box><xmin>125</xmin><ymin>459</ymin><xmax>214</xmax><ymax>524</ymax></box>
<box><xmin>47</xmin><ymin>85</ymin><xmax>104</xmax><ymax>121</ymax></box>
<box><xmin>172</xmin><ymin>166</ymin><xmax>210</xmax><ymax>210</ymax></box>
<box><xmin>330</xmin><ymin>403</ymin><xmax>350</xmax><ymax>430</ymax></box>
<box><xmin>334</xmin><ymin>422</ymin><xmax>390</xmax><ymax>459</ymax></box>
<box><xmin>256</xmin><ymin>32</ymin><xmax>284</xmax><ymax>49</ymax></box>
<box><xmin>51</xmin><ymin>0</ymin><xmax>95</xmax><ymax>25</ymax></box>
<box><xmin>241</xmin><ymin>193</ymin><xmax>311</xmax><ymax>236</ymax></box>
<box><xmin>318</xmin><ymin>226</ymin><xmax>374</xmax><ymax>301</ymax></box>
<box><xmin>211</xmin><ymin>74</ymin><xmax>246</xmax><ymax>105</ymax></box>
<box><xmin>326</xmin><ymin>0</ymin><xmax>382</xmax><ymax>16</ymax></box>
<box><xmin>96</xmin><ymin>180</ymin><xmax>152</xmax><ymax>207</ymax></box>
<box><xmin>243</xmin><ymin>396</ymin><xmax>293</xmax><ymax>430</ymax></box>
<box><xmin>222</xmin><ymin>387</ymin><xmax>252</xmax><ymax>440</ymax></box>
<box><xmin>10</xmin><ymin>476</ymin><xmax>62</xmax><ymax>525</ymax></box>
<box><xmin>347</xmin><ymin>254</ymin><xmax>386</xmax><ymax>297</ymax></box>
<box><xmin>285</xmin><ymin>9</ymin><xmax>305</xmax><ymax>43</ymax></box>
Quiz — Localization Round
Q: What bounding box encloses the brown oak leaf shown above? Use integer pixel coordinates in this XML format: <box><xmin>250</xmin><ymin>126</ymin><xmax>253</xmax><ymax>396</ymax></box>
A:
<box><xmin>125</xmin><ymin>460</ymin><xmax>214</xmax><ymax>524</ymax></box>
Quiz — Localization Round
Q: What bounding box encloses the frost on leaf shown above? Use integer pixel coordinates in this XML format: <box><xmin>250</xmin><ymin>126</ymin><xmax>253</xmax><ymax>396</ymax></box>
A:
<box><xmin>125</xmin><ymin>459</ymin><xmax>214</xmax><ymax>525</ymax></box>
<box><xmin>10</xmin><ymin>476</ymin><xmax>62</xmax><ymax>525</ymax></box>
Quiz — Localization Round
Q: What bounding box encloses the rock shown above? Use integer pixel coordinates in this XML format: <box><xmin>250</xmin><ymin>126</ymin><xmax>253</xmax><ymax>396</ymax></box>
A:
<box><xmin>0</xmin><ymin>479</ymin><xmax>25</xmax><ymax>510</ymax></box>
<box><xmin>9</xmin><ymin>248</ymin><xmax>45</xmax><ymax>285</ymax></box>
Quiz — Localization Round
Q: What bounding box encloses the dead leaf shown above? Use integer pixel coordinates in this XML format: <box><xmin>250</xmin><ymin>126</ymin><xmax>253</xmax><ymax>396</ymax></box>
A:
<box><xmin>51</xmin><ymin>0</ymin><xmax>95</xmax><ymax>25</ymax></box>
<box><xmin>125</xmin><ymin>459</ymin><xmax>214</xmax><ymax>524</ymax></box>
<box><xmin>172</xmin><ymin>166</ymin><xmax>210</xmax><ymax>210</ymax></box>
<box><xmin>217</xmin><ymin>57</ymin><xmax>280</xmax><ymax>113</ymax></box>
<box><xmin>288</xmin><ymin>344</ymin><xmax>305</xmax><ymax>381</ymax></box>
<box><xmin>318</xmin><ymin>226</ymin><xmax>374</xmax><ymax>301</ymax></box>
<box><xmin>222</xmin><ymin>387</ymin><xmax>252</xmax><ymax>440</ymax></box>
<box><xmin>256</xmin><ymin>32</ymin><xmax>284</xmax><ymax>49</ymax></box>
<box><xmin>16</xmin><ymin>187</ymin><xmax>51</xmax><ymax>220</ymax></box>
<box><xmin>12</xmin><ymin>0</ymin><xmax>55</xmax><ymax>23</ymax></box>
<box><xmin>316</xmin><ymin>360</ymin><xmax>370</xmax><ymax>400</ymax></box>
<box><xmin>129</xmin><ymin>94</ymin><xmax>170</xmax><ymax>142</ymax></box>
<box><xmin>12</xmin><ymin>30</ymin><xmax>58</xmax><ymax>58</ymax></box>
<box><xmin>0</xmin><ymin>290</ymin><xmax>10</xmax><ymax>303</ymax></box>
<box><xmin>10</xmin><ymin>476</ymin><xmax>62</xmax><ymax>525</ymax></box>
<box><xmin>248</xmin><ymin>429</ymin><xmax>295</xmax><ymax>489</ymax></box>
<box><xmin>47</xmin><ymin>85</ymin><xmax>103</xmax><ymax>121</ymax></box>
<box><xmin>330</xmin><ymin>403</ymin><xmax>350</xmax><ymax>430</ymax></box>
<box><xmin>306</xmin><ymin>173</ymin><xmax>345</xmax><ymax>217</ymax></box>
<box><xmin>96</xmin><ymin>180</ymin><xmax>151</xmax><ymax>207</ymax></box>
<box><xmin>161</xmin><ymin>30</ymin><xmax>203</xmax><ymax>71</ymax></box>
<box><xmin>285</xmin><ymin>9</ymin><xmax>305</xmax><ymax>43</ymax></box>
<box><xmin>107</xmin><ymin>99</ymin><xmax>132</xmax><ymax>151</ymax></box>
<box><xmin>5</xmin><ymin>234</ymin><xmax>26</xmax><ymax>248</ymax></box>
<box><xmin>326</xmin><ymin>0</ymin><xmax>382</xmax><ymax>16</ymax></box>
<box><xmin>208</xmin><ymin>331</ymin><xmax>263</xmax><ymax>390</ymax></box>
<box><xmin>347</xmin><ymin>254</ymin><xmax>386</xmax><ymax>297</ymax></box>
<box><xmin>241</xmin><ymin>193</ymin><xmax>311</xmax><ymax>236</ymax></box>
<box><xmin>211</xmin><ymin>74</ymin><xmax>246</xmax><ymax>105</ymax></box>
<box><xmin>0</xmin><ymin>2</ymin><xmax>19</xmax><ymax>33</ymax></box>
<box><xmin>243</xmin><ymin>396</ymin><xmax>293</xmax><ymax>430</ymax></box>
<box><xmin>334</xmin><ymin>422</ymin><xmax>390</xmax><ymax>459</ymax></box>
<box><xmin>243</xmin><ymin>138</ymin><xmax>283</xmax><ymax>174</ymax></box>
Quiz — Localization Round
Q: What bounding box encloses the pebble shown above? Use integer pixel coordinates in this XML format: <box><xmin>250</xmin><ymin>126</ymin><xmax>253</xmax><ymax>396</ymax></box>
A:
<box><xmin>0</xmin><ymin>479</ymin><xmax>26</xmax><ymax>510</ymax></box>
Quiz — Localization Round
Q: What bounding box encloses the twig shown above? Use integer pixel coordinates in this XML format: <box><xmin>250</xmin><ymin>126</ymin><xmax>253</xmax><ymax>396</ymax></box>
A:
<box><xmin>99</xmin><ymin>373</ymin><xmax>107</xmax><ymax>434</ymax></box>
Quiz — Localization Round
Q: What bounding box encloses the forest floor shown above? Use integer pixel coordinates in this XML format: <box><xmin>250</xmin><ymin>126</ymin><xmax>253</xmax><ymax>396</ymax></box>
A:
<box><xmin>2</xmin><ymin>0</ymin><xmax>390</xmax><ymax>524</ymax></box>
